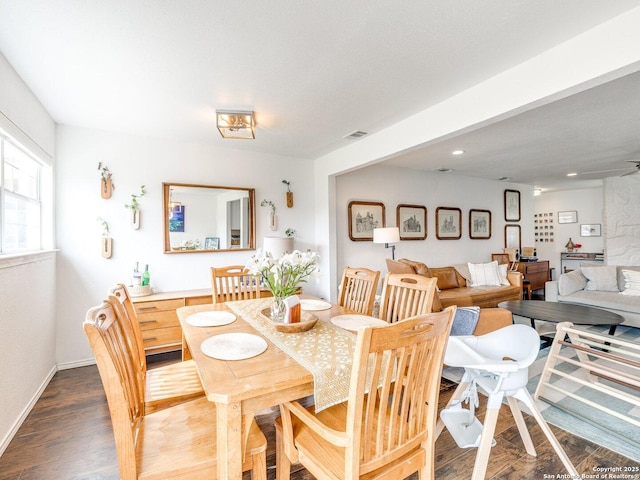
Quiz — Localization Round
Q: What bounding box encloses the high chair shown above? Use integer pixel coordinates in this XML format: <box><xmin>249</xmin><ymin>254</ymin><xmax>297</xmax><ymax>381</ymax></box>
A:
<box><xmin>437</xmin><ymin>324</ymin><xmax>578</xmax><ymax>480</ymax></box>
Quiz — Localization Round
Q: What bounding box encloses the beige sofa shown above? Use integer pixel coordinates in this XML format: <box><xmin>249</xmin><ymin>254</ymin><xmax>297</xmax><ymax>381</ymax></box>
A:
<box><xmin>386</xmin><ymin>258</ymin><xmax>521</xmax><ymax>335</ymax></box>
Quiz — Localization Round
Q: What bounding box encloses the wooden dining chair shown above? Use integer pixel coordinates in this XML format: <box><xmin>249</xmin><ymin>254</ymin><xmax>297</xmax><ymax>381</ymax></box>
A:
<box><xmin>210</xmin><ymin>265</ymin><xmax>261</xmax><ymax>303</ymax></box>
<box><xmin>337</xmin><ymin>266</ymin><xmax>380</xmax><ymax>316</ymax></box>
<box><xmin>85</xmin><ymin>301</ymin><xmax>267</xmax><ymax>480</ymax></box>
<box><xmin>378</xmin><ymin>272</ymin><xmax>438</xmax><ymax>323</ymax></box>
<box><xmin>108</xmin><ymin>284</ymin><xmax>204</xmax><ymax>413</ymax></box>
<box><xmin>275</xmin><ymin>307</ymin><xmax>455</xmax><ymax>480</ymax></box>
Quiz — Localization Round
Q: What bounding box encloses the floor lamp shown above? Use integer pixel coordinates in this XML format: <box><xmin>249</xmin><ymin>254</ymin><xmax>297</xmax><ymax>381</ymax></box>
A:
<box><xmin>373</xmin><ymin>227</ymin><xmax>400</xmax><ymax>260</ymax></box>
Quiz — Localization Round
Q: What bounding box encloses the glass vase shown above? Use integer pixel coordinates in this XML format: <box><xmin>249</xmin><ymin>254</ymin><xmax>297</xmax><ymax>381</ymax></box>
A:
<box><xmin>271</xmin><ymin>295</ymin><xmax>286</xmax><ymax>323</ymax></box>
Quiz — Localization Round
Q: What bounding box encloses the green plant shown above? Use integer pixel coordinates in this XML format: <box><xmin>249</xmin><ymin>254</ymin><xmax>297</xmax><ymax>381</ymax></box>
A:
<box><xmin>97</xmin><ymin>162</ymin><xmax>113</xmax><ymax>184</ymax></box>
<box><xmin>246</xmin><ymin>250</ymin><xmax>319</xmax><ymax>298</ymax></box>
<box><xmin>285</xmin><ymin>228</ymin><xmax>296</xmax><ymax>237</ymax></box>
<box><xmin>261</xmin><ymin>199</ymin><xmax>276</xmax><ymax>214</ymax></box>
<box><xmin>96</xmin><ymin>217</ymin><xmax>110</xmax><ymax>236</ymax></box>
<box><xmin>282</xmin><ymin>179</ymin><xmax>291</xmax><ymax>192</ymax></box>
<box><xmin>124</xmin><ymin>185</ymin><xmax>146</xmax><ymax>212</ymax></box>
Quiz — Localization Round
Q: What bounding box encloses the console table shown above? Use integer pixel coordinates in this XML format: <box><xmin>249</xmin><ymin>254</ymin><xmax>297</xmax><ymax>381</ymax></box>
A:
<box><xmin>130</xmin><ymin>289</ymin><xmax>212</xmax><ymax>355</ymax></box>
<box><xmin>560</xmin><ymin>252</ymin><xmax>604</xmax><ymax>273</ymax></box>
<box><xmin>516</xmin><ymin>260</ymin><xmax>550</xmax><ymax>293</ymax></box>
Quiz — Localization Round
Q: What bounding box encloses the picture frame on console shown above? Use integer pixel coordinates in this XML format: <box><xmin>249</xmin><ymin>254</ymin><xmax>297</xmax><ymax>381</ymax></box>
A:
<box><xmin>505</xmin><ymin>224</ymin><xmax>521</xmax><ymax>252</ymax></box>
<box><xmin>397</xmin><ymin>204</ymin><xmax>427</xmax><ymax>240</ymax></box>
<box><xmin>504</xmin><ymin>189</ymin><xmax>521</xmax><ymax>222</ymax></box>
<box><xmin>348</xmin><ymin>201</ymin><xmax>385</xmax><ymax>241</ymax></box>
<box><xmin>469</xmin><ymin>209</ymin><xmax>491</xmax><ymax>239</ymax></box>
<box><xmin>580</xmin><ymin>224</ymin><xmax>601</xmax><ymax>237</ymax></box>
<box><xmin>436</xmin><ymin>207</ymin><xmax>462</xmax><ymax>240</ymax></box>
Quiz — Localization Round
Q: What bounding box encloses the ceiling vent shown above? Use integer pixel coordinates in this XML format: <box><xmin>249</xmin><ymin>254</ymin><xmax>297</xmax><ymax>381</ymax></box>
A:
<box><xmin>344</xmin><ymin>130</ymin><xmax>369</xmax><ymax>140</ymax></box>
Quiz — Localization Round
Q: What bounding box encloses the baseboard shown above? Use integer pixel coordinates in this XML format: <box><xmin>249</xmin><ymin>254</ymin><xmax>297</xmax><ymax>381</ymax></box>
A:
<box><xmin>57</xmin><ymin>358</ymin><xmax>96</xmax><ymax>371</ymax></box>
<box><xmin>0</xmin><ymin>365</ymin><xmax>57</xmax><ymax>457</ymax></box>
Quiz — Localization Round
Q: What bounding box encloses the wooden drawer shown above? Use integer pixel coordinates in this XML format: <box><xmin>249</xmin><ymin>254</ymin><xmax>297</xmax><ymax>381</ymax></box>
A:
<box><xmin>133</xmin><ymin>298</ymin><xmax>185</xmax><ymax>314</ymax></box>
<box><xmin>141</xmin><ymin>326</ymin><xmax>182</xmax><ymax>349</ymax></box>
<box><xmin>137</xmin><ymin>310</ymin><xmax>179</xmax><ymax>331</ymax></box>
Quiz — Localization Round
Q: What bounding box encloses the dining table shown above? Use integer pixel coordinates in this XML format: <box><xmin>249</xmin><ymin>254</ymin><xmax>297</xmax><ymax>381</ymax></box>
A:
<box><xmin>177</xmin><ymin>296</ymin><xmax>378</xmax><ymax>480</ymax></box>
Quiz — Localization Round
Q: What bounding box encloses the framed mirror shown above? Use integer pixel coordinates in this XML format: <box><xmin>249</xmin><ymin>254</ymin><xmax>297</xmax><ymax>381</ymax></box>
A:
<box><xmin>163</xmin><ymin>182</ymin><xmax>255</xmax><ymax>253</ymax></box>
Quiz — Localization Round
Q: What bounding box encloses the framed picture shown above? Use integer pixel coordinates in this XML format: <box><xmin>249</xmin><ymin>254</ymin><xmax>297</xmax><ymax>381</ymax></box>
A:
<box><xmin>504</xmin><ymin>190</ymin><xmax>521</xmax><ymax>222</ymax></box>
<box><xmin>505</xmin><ymin>224</ymin><xmax>521</xmax><ymax>252</ymax></box>
<box><xmin>469</xmin><ymin>209</ymin><xmax>491</xmax><ymax>239</ymax></box>
<box><xmin>205</xmin><ymin>237</ymin><xmax>220</xmax><ymax>249</ymax></box>
<box><xmin>348</xmin><ymin>201</ymin><xmax>385</xmax><ymax>241</ymax></box>
<box><xmin>580</xmin><ymin>224</ymin><xmax>601</xmax><ymax>237</ymax></box>
<box><xmin>169</xmin><ymin>204</ymin><xmax>185</xmax><ymax>232</ymax></box>
<box><xmin>436</xmin><ymin>207</ymin><xmax>462</xmax><ymax>240</ymax></box>
<box><xmin>558</xmin><ymin>211</ymin><xmax>578</xmax><ymax>224</ymax></box>
<box><xmin>396</xmin><ymin>204</ymin><xmax>427</xmax><ymax>240</ymax></box>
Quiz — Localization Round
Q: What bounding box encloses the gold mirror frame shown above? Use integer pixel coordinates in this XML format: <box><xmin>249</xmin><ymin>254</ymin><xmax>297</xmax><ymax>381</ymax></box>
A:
<box><xmin>163</xmin><ymin>182</ymin><xmax>255</xmax><ymax>253</ymax></box>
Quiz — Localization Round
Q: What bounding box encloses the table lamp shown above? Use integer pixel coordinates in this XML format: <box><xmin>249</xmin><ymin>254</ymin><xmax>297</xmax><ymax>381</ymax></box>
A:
<box><xmin>373</xmin><ymin>227</ymin><xmax>400</xmax><ymax>260</ymax></box>
<box><xmin>263</xmin><ymin>237</ymin><xmax>294</xmax><ymax>259</ymax></box>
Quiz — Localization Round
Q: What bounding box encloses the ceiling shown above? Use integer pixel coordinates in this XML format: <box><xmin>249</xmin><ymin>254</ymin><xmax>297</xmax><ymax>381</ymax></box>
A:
<box><xmin>1</xmin><ymin>1</ymin><xmax>640</xmax><ymax>192</ymax></box>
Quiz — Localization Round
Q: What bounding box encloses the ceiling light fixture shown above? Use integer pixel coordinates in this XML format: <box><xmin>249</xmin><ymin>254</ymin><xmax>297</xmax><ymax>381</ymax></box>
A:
<box><xmin>434</xmin><ymin>167</ymin><xmax>453</xmax><ymax>173</ymax></box>
<box><xmin>452</xmin><ymin>149</ymin><xmax>465</xmax><ymax>155</ymax></box>
<box><xmin>216</xmin><ymin>110</ymin><xmax>255</xmax><ymax>139</ymax></box>
<box><xmin>534</xmin><ymin>188</ymin><xmax>542</xmax><ymax>196</ymax></box>
<box><xmin>498</xmin><ymin>176</ymin><xmax>511</xmax><ymax>181</ymax></box>
<box><xmin>567</xmin><ymin>172</ymin><xmax>577</xmax><ymax>177</ymax></box>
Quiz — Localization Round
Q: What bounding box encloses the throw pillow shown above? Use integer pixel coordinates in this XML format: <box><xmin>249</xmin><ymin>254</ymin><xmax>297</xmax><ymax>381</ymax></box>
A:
<box><xmin>616</xmin><ymin>265</ymin><xmax>640</xmax><ymax>292</ymax></box>
<box><xmin>620</xmin><ymin>269</ymin><xmax>640</xmax><ymax>296</ymax></box>
<box><xmin>497</xmin><ymin>263</ymin><xmax>511</xmax><ymax>286</ymax></box>
<box><xmin>432</xmin><ymin>268</ymin><xmax>459</xmax><ymax>290</ymax></box>
<box><xmin>581</xmin><ymin>266</ymin><xmax>619</xmax><ymax>292</ymax></box>
<box><xmin>468</xmin><ymin>261</ymin><xmax>502</xmax><ymax>286</ymax></box>
<box><xmin>558</xmin><ymin>269</ymin><xmax>587</xmax><ymax>296</ymax></box>
<box><xmin>450</xmin><ymin>306</ymin><xmax>480</xmax><ymax>336</ymax></box>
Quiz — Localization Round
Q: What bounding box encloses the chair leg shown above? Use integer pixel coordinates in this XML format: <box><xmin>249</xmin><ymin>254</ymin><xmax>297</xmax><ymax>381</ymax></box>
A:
<box><xmin>506</xmin><ymin>396</ymin><xmax>536</xmax><ymax>456</ymax></box>
<box><xmin>514</xmin><ymin>388</ymin><xmax>579</xmax><ymax>477</ymax></box>
<box><xmin>275</xmin><ymin>423</ymin><xmax>292</xmax><ymax>480</ymax></box>
<box><xmin>471</xmin><ymin>406</ymin><xmax>500</xmax><ymax>480</ymax></box>
<box><xmin>251</xmin><ymin>450</ymin><xmax>267</xmax><ymax>480</ymax></box>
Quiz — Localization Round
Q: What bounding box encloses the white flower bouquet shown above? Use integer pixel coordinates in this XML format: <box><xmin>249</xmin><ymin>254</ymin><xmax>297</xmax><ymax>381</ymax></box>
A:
<box><xmin>245</xmin><ymin>249</ymin><xmax>320</xmax><ymax>299</ymax></box>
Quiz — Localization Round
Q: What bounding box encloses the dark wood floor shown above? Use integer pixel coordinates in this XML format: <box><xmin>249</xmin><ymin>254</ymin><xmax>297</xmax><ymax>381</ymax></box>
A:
<box><xmin>1</xmin><ymin>358</ymin><xmax>638</xmax><ymax>479</ymax></box>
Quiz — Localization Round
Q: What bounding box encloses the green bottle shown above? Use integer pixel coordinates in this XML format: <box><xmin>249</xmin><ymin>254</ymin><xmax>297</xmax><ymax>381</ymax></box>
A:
<box><xmin>142</xmin><ymin>264</ymin><xmax>150</xmax><ymax>286</ymax></box>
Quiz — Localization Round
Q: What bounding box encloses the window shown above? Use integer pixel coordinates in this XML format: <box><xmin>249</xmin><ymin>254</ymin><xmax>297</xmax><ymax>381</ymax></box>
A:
<box><xmin>1</xmin><ymin>132</ymin><xmax>46</xmax><ymax>253</ymax></box>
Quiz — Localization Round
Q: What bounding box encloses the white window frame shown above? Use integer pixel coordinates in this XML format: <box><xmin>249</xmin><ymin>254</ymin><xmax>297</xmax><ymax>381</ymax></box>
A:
<box><xmin>0</xmin><ymin>129</ymin><xmax>51</xmax><ymax>254</ymax></box>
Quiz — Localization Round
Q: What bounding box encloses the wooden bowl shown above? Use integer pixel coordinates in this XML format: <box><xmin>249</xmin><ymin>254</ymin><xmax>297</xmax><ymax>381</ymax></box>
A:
<box><xmin>259</xmin><ymin>307</ymin><xmax>318</xmax><ymax>333</ymax></box>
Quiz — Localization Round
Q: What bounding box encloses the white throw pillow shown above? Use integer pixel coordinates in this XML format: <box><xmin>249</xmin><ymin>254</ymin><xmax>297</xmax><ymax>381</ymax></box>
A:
<box><xmin>558</xmin><ymin>269</ymin><xmax>587</xmax><ymax>296</ymax></box>
<box><xmin>620</xmin><ymin>269</ymin><xmax>640</xmax><ymax>296</ymax></box>
<box><xmin>468</xmin><ymin>261</ymin><xmax>502</xmax><ymax>286</ymax></box>
<box><xmin>497</xmin><ymin>262</ymin><xmax>511</xmax><ymax>286</ymax></box>
<box><xmin>581</xmin><ymin>266</ymin><xmax>619</xmax><ymax>292</ymax></box>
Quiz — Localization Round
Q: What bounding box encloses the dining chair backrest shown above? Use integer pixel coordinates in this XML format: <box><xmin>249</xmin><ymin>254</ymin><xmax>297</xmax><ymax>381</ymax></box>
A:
<box><xmin>109</xmin><ymin>283</ymin><xmax>146</xmax><ymax>370</ymax></box>
<box><xmin>378</xmin><ymin>273</ymin><xmax>438</xmax><ymax>323</ymax></box>
<box><xmin>210</xmin><ymin>265</ymin><xmax>261</xmax><ymax>303</ymax></box>
<box><xmin>338</xmin><ymin>266</ymin><xmax>380</xmax><ymax>316</ymax></box>
<box><xmin>349</xmin><ymin>307</ymin><xmax>454</xmax><ymax>476</ymax></box>
<box><xmin>84</xmin><ymin>301</ymin><xmax>145</xmax><ymax>478</ymax></box>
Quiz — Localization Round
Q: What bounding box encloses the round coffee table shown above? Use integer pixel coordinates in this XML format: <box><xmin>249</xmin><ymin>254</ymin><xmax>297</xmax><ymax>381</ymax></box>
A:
<box><xmin>498</xmin><ymin>300</ymin><xmax>624</xmax><ymax>346</ymax></box>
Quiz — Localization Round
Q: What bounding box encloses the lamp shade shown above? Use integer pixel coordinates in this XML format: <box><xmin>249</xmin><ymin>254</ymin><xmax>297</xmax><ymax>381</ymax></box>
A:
<box><xmin>373</xmin><ymin>227</ymin><xmax>400</xmax><ymax>244</ymax></box>
<box><xmin>263</xmin><ymin>237</ymin><xmax>294</xmax><ymax>258</ymax></box>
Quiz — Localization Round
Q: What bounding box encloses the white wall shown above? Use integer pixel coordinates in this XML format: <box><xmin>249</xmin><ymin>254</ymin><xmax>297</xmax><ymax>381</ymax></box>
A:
<box><xmin>54</xmin><ymin>125</ymin><xmax>315</xmax><ymax>367</ymax></box>
<box><xmin>534</xmin><ymin>186</ymin><xmax>604</xmax><ymax>276</ymax></box>
<box><xmin>335</xmin><ymin>164</ymin><xmax>534</xmax><ymax>296</ymax></box>
<box><xmin>0</xmin><ymin>52</ymin><xmax>56</xmax><ymax>455</ymax></box>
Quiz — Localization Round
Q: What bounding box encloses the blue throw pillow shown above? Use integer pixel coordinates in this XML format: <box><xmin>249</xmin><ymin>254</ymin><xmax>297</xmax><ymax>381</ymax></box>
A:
<box><xmin>450</xmin><ymin>306</ymin><xmax>480</xmax><ymax>336</ymax></box>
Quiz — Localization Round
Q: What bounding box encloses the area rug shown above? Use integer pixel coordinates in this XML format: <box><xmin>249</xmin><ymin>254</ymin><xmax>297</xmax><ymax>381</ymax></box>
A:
<box><xmin>442</xmin><ymin>323</ymin><xmax>640</xmax><ymax>461</ymax></box>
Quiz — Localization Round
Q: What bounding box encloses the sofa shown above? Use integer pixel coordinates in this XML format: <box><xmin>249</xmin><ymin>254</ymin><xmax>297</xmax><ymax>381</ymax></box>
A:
<box><xmin>545</xmin><ymin>265</ymin><xmax>640</xmax><ymax>328</ymax></box>
<box><xmin>386</xmin><ymin>258</ymin><xmax>521</xmax><ymax>335</ymax></box>
<box><xmin>386</xmin><ymin>259</ymin><xmax>522</xmax><ymax>309</ymax></box>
